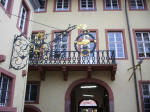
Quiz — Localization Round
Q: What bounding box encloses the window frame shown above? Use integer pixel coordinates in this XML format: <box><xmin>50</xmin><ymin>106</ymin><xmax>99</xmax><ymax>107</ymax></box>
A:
<box><xmin>17</xmin><ymin>0</ymin><xmax>30</xmax><ymax>35</ymax></box>
<box><xmin>0</xmin><ymin>67</ymin><xmax>16</xmax><ymax>112</ymax></box>
<box><xmin>133</xmin><ymin>29</ymin><xmax>150</xmax><ymax>59</ymax></box>
<box><xmin>54</xmin><ymin>0</ymin><xmax>71</xmax><ymax>12</ymax></box>
<box><xmin>128</xmin><ymin>0</ymin><xmax>147</xmax><ymax>11</ymax></box>
<box><xmin>78</xmin><ymin>0</ymin><xmax>96</xmax><ymax>11</ymax></box>
<box><xmin>103</xmin><ymin>0</ymin><xmax>121</xmax><ymax>11</ymax></box>
<box><xmin>139</xmin><ymin>80</ymin><xmax>150</xmax><ymax>112</ymax></box>
<box><xmin>106</xmin><ymin>29</ymin><xmax>128</xmax><ymax>60</ymax></box>
<box><xmin>34</xmin><ymin>0</ymin><xmax>48</xmax><ymax>13</ymax></box>
<box><xmin>25</xmin><ymin>81</ymin><xmax>40</xmax><ymax>104</ymax></box>
<box><xmin>0</xmin><ymin>0</ymin><xmax>14</xmax><ymax>18</ymax></box>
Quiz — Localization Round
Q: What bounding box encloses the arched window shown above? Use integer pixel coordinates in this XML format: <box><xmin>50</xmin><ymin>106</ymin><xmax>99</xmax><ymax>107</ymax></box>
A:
<box><xmin>80</xmin><ymin>99</ymin><xmax>97</xmax><ymax>107</ymax></box>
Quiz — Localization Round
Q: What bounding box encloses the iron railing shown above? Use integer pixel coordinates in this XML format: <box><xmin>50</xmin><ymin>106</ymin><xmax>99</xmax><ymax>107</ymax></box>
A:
<box><xmin>29</xmin><ymin>50</ymin><xmax>116</xmax><ymax>65</ymax></box>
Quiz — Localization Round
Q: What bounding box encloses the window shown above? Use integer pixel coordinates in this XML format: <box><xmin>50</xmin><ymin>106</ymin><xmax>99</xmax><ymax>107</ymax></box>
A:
<box><xmin>107</xmin><ymin>32</ymin><xmax>125</xmax><ymax>58</ymax></box>
<box><xmin>53</xmin><ymin>32</ymin><xmax>69</xmax><ymax>58</ymax></box>
<box><xmin>0</xmin><ymin>67</ymin><xmax>16</xmax><ymax>112</ymax></box>
<box><xmin>25</xmin><ymin>82</ymin><xmax>40</xmax><ymax>103</ymax></box>
<box><xmin>55</xmin><ymin>0</ymin><xmax>70</xmax><ymax>11</ymax></box>
<box><xmin>0</xmin><ymin>74</ymin><xmax>10</xmax><ymax>106</ymax></box>
<box><xmin>35</xmin><ymin>0</ymin><xmax>47</xmax><ymax>12</ymax></box>
<box><xmin>0</xmin><ymin>0</ymin><xmax>8</xmax><ymax>9</ymax></box>
<box><xmin>0</xmin><ymin>0</ymin><xmax>14</xmax><ymax>16</ymax></box>
<box><xmin>29</xmin><ymin>0</ymin><xmax>47</xmax><ymax>12</ymax></box>
<box><xmin>129</xmin><ymin>0</ymin><xmax>146</xmax><ymax>10</ymax></box>
<box><xmin>104</xmin><ymin>0</ymin><xmax>121</xmax><ymax>10</ymax></box>
<box><xmin>139</xmin><ymin>82</ymin><xmax>150</xmax><ymax>112</ymax></box>
<box><xmin>135</xmin><ymin>32</ymin><xmax>150</xmax><ymax>58</ymax></box>
<box><xmin>79</xmin><ymin>0</ymin><xmax>96</xmax><ymax>11</ymax></box>
<box><xmin>17</xmin><ymin>1</ymin><xmax>30</xmax><ymax>34</ymax></box>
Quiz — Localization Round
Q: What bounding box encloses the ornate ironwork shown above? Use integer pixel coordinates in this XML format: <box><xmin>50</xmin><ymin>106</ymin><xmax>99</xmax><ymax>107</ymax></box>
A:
<box><xmin>9</xmin><ymin>25</ymin><xmax>77</xmax><ymax>70</ymax></box>
<box><xmin>29</xmin><ymin>50</ymin><xmax>116</xmax><ymax>65</ymax></box>
<box><xmin>74</xmin><ymin>30</ymin><xmax>96</xmax><ymax>56</ymax></box>
<box><xmin>9</xmin><ymin>34</ymin><xmax>30</xmax><ymax>70</ymax></box>
<box><xmin>9</xmin><ymin>24</ymin><xmax>116</xmax><ymax>70</ymax></box>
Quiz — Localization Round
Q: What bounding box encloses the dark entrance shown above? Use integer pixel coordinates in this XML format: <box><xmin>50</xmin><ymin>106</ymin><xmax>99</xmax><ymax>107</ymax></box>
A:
<box><xmin>71</xmin><ymin>83</ymin><xmax>109</xmax><ymax>112</ymax></box>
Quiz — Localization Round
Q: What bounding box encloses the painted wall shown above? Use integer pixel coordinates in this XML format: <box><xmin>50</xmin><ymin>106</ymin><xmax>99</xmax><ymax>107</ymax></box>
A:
<box><xmin>27</xmin><ymin>0</ymin><xmax>150</xmax><ymax>112</ymax></box>
<box><xmin>27</xmin><ymin>0</ymin><xmax>150</xmax><ymax>111</ymax></box>
<box><xmin>0</xmin><ymin>0</ymin><xmax>33</xmax><ymax>111</ymax></box>
<box><xmin>0</xmin><ymin>0</ymin><xmax>150</xmax><ymax>112</ymax></box>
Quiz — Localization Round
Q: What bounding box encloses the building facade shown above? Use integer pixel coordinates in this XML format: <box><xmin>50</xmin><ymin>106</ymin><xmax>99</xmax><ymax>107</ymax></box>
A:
<box><xmin>0</xmin><ymin>0</ymin><xmax>150</xmax><ymax>112</ymax></box>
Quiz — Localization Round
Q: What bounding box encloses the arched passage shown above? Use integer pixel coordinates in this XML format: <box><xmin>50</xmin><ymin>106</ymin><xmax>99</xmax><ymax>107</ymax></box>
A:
<box><xmin>65</xmin><ymin>78</ymin><xmax>114</xmax><ymax>112</ymax></box>
<box><xmin>24</xmin><ymin>105</ymin><xmax>42</xmax><ymax>112</ymax></box>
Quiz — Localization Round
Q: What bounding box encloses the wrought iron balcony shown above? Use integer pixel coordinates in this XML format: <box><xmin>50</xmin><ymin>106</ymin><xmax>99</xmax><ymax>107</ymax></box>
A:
<box><xmin>29</xmin><ymin>50</ymin><xmax>116</xmax><ymax>65</ymax></box>
<box><xmin>29</xmin><ymin>50</ymin><xmax>117</xmax><ymax>81</ymax></box>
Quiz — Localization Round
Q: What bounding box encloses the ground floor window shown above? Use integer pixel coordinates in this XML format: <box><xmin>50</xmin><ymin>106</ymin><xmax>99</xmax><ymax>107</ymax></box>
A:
<box><xmin>139</xmin><ymin>81</ymin><xmax>150</xmax><ymax>112</ymax></box>
<box><xmin>25</xmin><ymin>81</ymin><xmax>40</xmax><ymax>104</ymax></box>
<box><xmin>0</xmin><ymin>67</ymin><xmax>16</xmax><ymax>112</ymax></box>
<box><xmin>0</xmin><ymin>74</ymin><xmax>11</xmax><ymax>106</ymax></box>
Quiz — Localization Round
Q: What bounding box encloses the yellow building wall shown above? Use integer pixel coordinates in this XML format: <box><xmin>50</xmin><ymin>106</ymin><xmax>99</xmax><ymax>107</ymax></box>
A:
<box><xmin>27</xmin><ymin>1</ymin><xmax>150</xmax><ymax>112</ymax></box>
<box><xmin>0</xmin><ymin>0</ymin><xmax>150</xmax><ymax>112</ymax></box>
<box><xmin>28</xmin><ymin>0</ymin><xmax>150</xmax><ymax>112</ymax></box>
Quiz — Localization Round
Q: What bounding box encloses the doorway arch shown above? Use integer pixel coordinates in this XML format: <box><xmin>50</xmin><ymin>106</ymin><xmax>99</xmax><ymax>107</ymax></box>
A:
<box><xmin>24</xmin><ymin>105</ymin><xmax>41</xmax><ymax>112</ymax></box>
<box><xmin>65</xmin><ymin>78</ymin><xmax>114</xmax><ymax>112</ymax></box>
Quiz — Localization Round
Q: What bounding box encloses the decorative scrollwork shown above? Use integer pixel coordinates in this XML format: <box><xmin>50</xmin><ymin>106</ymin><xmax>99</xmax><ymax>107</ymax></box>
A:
<box><xmin>9</xmin><ymin>34</ymin><xmax>30</xmax><ymax>70</ymax></box>
<box><xmin>9</xmin><ymin>24</ymin><xmax>98</xmax><ymax>70</ymax></box>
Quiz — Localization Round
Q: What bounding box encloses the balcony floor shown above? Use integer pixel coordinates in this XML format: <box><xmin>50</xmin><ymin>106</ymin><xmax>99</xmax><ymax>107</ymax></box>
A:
<box><xmin>29</xmin><ymin>64</ymin><xmax>117</xmax><ymax>81</ymax></box>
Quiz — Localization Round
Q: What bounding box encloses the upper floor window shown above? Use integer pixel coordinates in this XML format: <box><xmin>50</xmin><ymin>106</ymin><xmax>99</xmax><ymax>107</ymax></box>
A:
<box><xmin>29</xmin><ymin>0</ymin><xmax>47</xmax><ymax>12</ymax></box>
<box><xmin>104</xmin><ymin>0</ymin><xmax>121</xmax><ymax>10</ymax></box>
<box><xmin>107</xmin><ymin>31</ymin><xmax>126</xmax><ymax>59</ymax></box>
<box><xmin>35</xmin><ymin>0</ymin><xmax>47</xmax><ymax>12</ymax></box>
<box><xmin>140</xmin><ymin>82</ymin><xmax>150</xmax><ymax>112</ymax></box>
<box><xmin>55</xmin><ymin>0</ymin><xmax>70</xmax><ymax>11</ymax></box>
<box><xmin>0</xmin><ymin>0</ymin><xmax>14</xmax><ymax>16</ymax></box>
<box><xmin>25</xmin><ymin>82</ymin><xmax>40</xmax><ymax>103</ymax></box>
<box><xmin>79</xmin><ymin>0</ymin><xmax>96</xmax><ymax>11</ymax></box>
<box><xmin>53</xmin><ymin>32</ymin><xmax>69</xmax><ymax>58</ymax></box>
<box><xmin>129</xmin><ymin>0</ymin><xmax>146</xmax><ymax>10</ymax></box>
<box><xmin>135</xmin><ymin>32</ymin><xmax>150</xmax><ymax>58</ymax></box>
<box><xmin>17</xmin><ymin>1</ymin><xmax>30</xmax><ymax>34</ymax></box>
<box><xmin>0</xmin><ymin>74</ymin><xmax>11</xmax><ymax>106</ymax></box>
<box><xmin>0</xmin><ymin>0</ymin><xmax>8</xmax><ymax>9</ymax></box>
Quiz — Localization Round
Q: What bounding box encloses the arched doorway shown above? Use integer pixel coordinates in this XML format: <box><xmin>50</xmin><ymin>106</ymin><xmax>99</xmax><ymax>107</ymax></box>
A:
<box><xmin>65</xmin><ymin>78</ymin><xmax>114</xmax><ymax>112</ymax></box>
<box><xmin>24</xmin><ymin>105</ymin><xmax>41</xmax><ymax>112</ymax></box>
